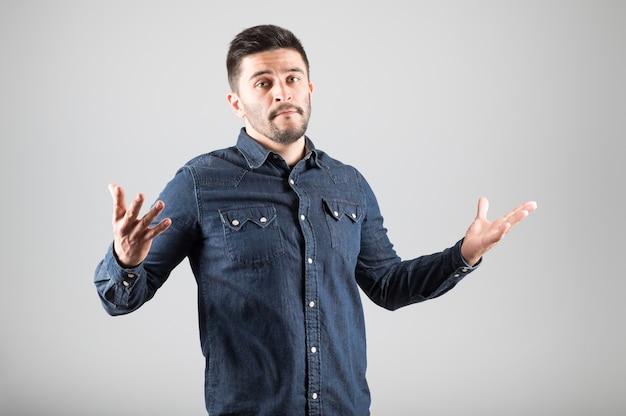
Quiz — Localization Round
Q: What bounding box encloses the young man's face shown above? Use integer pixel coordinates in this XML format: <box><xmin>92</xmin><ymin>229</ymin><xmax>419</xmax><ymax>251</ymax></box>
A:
<box><xmin>227</xmin><ymin>48</ymin><xmax>314</xmax><ymax>146</ymax></box>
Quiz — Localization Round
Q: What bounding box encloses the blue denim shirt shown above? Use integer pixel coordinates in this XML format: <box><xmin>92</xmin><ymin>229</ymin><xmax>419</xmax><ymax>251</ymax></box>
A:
<box><xmin>95</xmin><ymin>129</ymin><xmax>478</xmax><ymax>415</ymax></box>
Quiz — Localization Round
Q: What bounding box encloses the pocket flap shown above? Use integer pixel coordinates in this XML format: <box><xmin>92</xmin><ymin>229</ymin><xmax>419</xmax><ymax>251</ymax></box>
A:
<box><xmin>322</xmin><ymin>198</ymin><xmax>361</xmax><ymax>223</ymax></box>
<box><xmin>219</xmin><ymin>205</ymin><xmax>278</xmax><ymax>230</ymax></box>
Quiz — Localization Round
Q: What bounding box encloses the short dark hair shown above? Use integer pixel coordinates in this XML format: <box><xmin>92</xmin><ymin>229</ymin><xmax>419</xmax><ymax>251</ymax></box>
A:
<box><xmin>226</xmin><ymin>24</ymin><xmax>310</xmax><ymax>91</ymax></box>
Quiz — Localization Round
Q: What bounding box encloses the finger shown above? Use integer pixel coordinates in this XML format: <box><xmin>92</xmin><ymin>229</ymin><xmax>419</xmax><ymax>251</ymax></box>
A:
<box><xmin>524</xmin><ymin>200</ymin><xmax>538</xmax><ymax>213</ymax></box>
<box><xmin>510</xmin><ymin>200</ymin><xmax>536</xmax><ymax>217</ymax></box>
<box><xmin>503</xmin><ymin>200</ymin><xmax>537</xmax><ymax>226</ymax></box>
<box><xmin>476</xmin><ymin>197</ymin><xmax>489</xmax><ymax>220</ymax></box>
<box><xmin>144</xmin><ymin>217</ymin><xmax>172</xmax><ymax>240</ymax></box>
<box><xmin>109</xmin><ymin>183</ymin><xmax>127</xmax><ymax>222</ymax></box>
<box><xmin>139</xmin><ymin>200</ymin><xmax>166</xmax><ymax>229</ymax></box>
<box><xmin>506</xmin><ymin>208</ymin><xmax>531</xmax><ymax>229</ymax></box>
<box><xmin>125</xmin><ymin>192</ymin><xmax>146</xmax><ymax>221</ymax></box>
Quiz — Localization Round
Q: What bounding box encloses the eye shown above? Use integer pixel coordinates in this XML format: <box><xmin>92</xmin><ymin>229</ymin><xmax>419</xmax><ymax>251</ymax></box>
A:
<box><xmin>288</xmin><ymin>76</ymin><xmax>300</xmax><ymax>83</ymax></box>
<box><xmin>255</xmin><ymin>80</ymin><xmax>269</xmax><ymax>88</ymax></box>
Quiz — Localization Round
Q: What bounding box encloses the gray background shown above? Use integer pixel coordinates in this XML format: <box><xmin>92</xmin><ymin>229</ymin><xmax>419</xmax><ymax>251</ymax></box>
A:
<box><xmin>1</xmin><ymin>1</ymin><xmax>624</xmax><ymax>415</ymax></box>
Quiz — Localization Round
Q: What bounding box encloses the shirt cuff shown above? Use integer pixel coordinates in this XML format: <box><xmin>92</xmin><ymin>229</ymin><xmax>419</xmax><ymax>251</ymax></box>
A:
<box><xmin>455</xmin><ymin>238</ymin><xmax>482</xmax><ymax>269</ymax></box>
<box><xmin>106</xmin><ymin>242</ymin><xmax>144</xmax><ymax>288</ymax></box>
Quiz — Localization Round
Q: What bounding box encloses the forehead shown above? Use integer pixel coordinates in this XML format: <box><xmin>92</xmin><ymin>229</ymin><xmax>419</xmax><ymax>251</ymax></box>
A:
<box><xmin>239</xmin><ymin>48</ymin><xmax>307</xmax><ymax>79</ymax></box>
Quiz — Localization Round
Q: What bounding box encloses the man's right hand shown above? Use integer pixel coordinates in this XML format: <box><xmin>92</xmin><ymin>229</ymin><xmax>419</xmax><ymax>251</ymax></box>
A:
<box><xmin>108</xmin><ymin>183</ymin><xmax>172</xmax><ymax>268</ymax></box>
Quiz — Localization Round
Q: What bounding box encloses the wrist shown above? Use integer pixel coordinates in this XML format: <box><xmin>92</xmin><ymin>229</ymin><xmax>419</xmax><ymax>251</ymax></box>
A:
<box><xmin>112</xmin><ymin>242</ymin><xmax>141</xmax><ymax>269</ymax></box>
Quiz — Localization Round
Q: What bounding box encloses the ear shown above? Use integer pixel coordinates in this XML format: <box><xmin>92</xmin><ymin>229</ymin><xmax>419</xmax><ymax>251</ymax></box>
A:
<box><xmin>227</xmin><ymin>92</ymin><xmax>245</xmax><ymax>118</ymax></box>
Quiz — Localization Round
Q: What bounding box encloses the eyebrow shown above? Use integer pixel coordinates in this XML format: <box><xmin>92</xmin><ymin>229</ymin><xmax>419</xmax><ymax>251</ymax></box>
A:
<box><xmin>248</xmin><ymin>67</ymin><xmax>306</xmax><ymax>82</ymax></box>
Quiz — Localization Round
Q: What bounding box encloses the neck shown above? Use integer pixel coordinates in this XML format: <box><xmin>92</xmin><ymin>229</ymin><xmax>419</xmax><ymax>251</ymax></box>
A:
<box><xmin>247</xmin><ymin>130</ymin><xmax>306</xmax><ymax>166</ymax></box>
<box><xmin>269</xmin><ymin>138</ymin><xmax>306</xmax><ymax>166</ymax></box>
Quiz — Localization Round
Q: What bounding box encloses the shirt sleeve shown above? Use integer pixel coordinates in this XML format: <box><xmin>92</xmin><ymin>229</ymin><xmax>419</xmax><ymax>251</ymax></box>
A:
<box><xmin>94</xmin><ymin>166</ymin><xmax>200</xmax><ymax>316</ymax></box>
<box><xmin>354</xmin><ymin>175</ymin><xmax>480</xmax><ymax>311</ymax></box>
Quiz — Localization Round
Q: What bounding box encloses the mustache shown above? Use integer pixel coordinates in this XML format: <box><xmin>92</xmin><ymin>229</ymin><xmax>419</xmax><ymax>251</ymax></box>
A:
<box><xmin>270</xmin><ymin>104</ymin><xmax>303</xmax><ymax>119</ymax></box>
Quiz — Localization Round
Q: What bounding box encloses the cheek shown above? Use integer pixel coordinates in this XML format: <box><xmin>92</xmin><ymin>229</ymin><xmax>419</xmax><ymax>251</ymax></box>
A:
<box><xmin>241</xmin><ymin>102</ymin><xmax>268</xmax><ymax>123</ymax></box>
<box><xmin>241</xmin><ymin>94</ymin><xmax>269</xmax><ymax>111</ymax></box>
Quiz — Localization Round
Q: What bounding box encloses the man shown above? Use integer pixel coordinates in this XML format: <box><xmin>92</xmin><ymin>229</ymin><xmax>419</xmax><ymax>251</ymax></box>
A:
<box><xmin>95</xmin><ymin>24</ymin><xmax>536</xmax><ymax>415</ymax></box>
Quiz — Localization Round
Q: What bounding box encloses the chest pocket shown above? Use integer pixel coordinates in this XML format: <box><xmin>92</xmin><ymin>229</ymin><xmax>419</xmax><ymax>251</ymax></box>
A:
<box><xmin>323</xmin><ymin>198</ymin><xmax>362</xmax><ymax>261</ymax></box>
<box><xmin>219</xmin><ymin>205</ymin><xmax>285</xmax><ymax>268</ymax></box>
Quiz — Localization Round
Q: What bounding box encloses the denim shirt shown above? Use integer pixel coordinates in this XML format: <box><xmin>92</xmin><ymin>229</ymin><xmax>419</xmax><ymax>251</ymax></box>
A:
<box><xmin>94</xmin><ymin>129</ymin><xmax>478</xmax><ymax>416</ymax></box>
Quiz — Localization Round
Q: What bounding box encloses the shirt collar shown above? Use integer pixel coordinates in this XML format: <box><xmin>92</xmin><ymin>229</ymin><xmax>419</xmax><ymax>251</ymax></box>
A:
<box><xmin>235</xmin><ymin>128</ymin><xmax>322</xmax><ymax>169</ymax></box>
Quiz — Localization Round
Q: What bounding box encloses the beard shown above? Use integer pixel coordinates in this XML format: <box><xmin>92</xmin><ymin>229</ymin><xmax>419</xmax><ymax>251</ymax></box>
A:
<box><xmin>244</xmin><ymin>97</ymin><xmax>311</xmax><ymax>145</ymax></box>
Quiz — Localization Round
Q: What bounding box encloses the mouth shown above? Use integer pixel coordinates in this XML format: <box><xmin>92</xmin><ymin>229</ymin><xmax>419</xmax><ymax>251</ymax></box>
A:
<box><xmin>271</xmin><ymin>106</ymin><xmax>302</xmax><ymax>119</ymax></box>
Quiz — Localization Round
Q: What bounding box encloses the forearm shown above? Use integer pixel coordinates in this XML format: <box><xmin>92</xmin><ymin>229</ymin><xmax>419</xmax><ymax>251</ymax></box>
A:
<box><xmin>94</xmin><ymin>243</ymin><xmax>156</xmax><ymax>315</ymax></box>
<box><xmin>357</xmin><ymin>239</ymin><xmax>479</xmax><ymax>311</ymax></box>
<box><xmin>95</xmin><ymin>167</ymin><xmax>200</xmax><ymax>315</ymax></box>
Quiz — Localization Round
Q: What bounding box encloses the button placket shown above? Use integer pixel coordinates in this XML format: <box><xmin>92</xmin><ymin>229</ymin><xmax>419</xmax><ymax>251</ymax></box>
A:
<box><xmin>304</xmin><ymin>252</ymin><xmax>321</xmax><ymax>411</ymax></box>
<box><xmin>290</xmin><ymin>170</ymin><xmax>321</xmax><ymax>414</ymax></box>
<box><xmin>289</xmin><ymin>178</ymin><xmax>321</xmax><ymax>415</ymax></box>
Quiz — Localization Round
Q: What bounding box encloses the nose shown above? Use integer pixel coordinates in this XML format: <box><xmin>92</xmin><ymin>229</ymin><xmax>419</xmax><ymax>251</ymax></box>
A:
<box><xmin>273</xmin><ymin>81</ymin><xmax>291</xmax><ymax>102</ymax></box>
